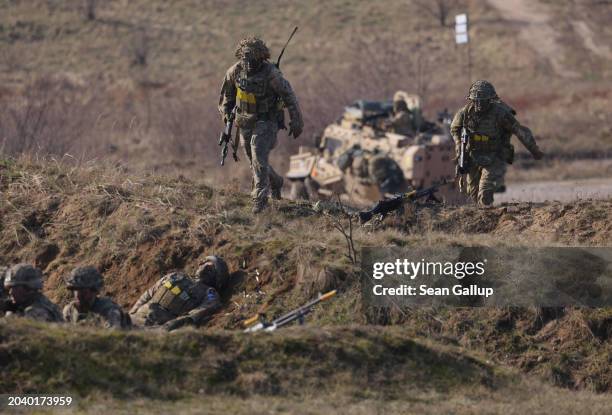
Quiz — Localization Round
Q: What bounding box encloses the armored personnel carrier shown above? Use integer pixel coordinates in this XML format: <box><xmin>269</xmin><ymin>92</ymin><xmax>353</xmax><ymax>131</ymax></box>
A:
<box><xmin>286</xmin><ymin>92</ymin><xmax>465</xmax><ymax>205</ymax></box>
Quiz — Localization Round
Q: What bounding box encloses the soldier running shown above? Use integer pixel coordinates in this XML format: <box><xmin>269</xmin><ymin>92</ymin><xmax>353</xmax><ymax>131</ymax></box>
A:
<box><xmin>451</xmin><ymin>80</ymin><xmax>544</xmax><ymax>206</ymax></box>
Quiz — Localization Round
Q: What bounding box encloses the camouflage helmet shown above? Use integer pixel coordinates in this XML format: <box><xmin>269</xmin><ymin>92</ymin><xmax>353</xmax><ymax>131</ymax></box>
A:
<box><xmin>467</xmin><ymin>80</ymin><xmax>498</xmax><ymax>100</ymax></box>
<box><xmin>196</xmin><ymin>256</ymin><xmax>229</xmax><ymax>290</ymax></box>
<box><xmin>234</xmin><ymin>36</ymin><xmax>271</xmax><ymax>61</ymax></box>
<box><xmin>4</xmin><ymin>263</ymin><xmax>43</xmax><ymax>290</ymax></box>
<box><xmin>65</xmin><ymin>266</ymin><xmax>103</xmax><ymax>291</ymax></box>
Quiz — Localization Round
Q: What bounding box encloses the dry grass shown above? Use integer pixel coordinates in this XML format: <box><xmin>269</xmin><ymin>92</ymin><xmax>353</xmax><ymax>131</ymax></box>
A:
<box><xmin>2</xmin><ymin>319</ymin><xmax>612</xmax><ymax>414</ymax></box>
<box><xmin>0</xmin><ymin>0</ymin><xmax>610</xmax><ymax>181</ymax></box>
<box><xmin>1</xmin><ymin>158</ymin><xmax>611</xmax><ymax>396</ymax></box>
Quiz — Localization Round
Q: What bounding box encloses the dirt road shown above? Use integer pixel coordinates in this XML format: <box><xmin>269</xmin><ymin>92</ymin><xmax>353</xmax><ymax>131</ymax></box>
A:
<box><xmin>487</xmin><ymin>0</ymin><xmax>579</xmax><ymax>78</ymax></box>
<box><xmin>496</xmin><ymin>177</ymin><xmax>612</xmax><ymax>203</ymax></box>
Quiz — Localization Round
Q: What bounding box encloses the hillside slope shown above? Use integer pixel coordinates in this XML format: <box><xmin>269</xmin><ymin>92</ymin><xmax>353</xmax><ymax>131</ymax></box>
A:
<box><xmin>1</xmin><ymin>158</ymin><xmax>611</xmax><ymax>396</ymax></box>
<box><xmin>0</xmin><ymin>0</ymin><xmax>610</xmax><ymax>178</ymax></box>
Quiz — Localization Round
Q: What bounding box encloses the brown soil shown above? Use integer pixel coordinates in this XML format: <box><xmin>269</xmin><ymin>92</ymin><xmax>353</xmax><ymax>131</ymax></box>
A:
<box><xmin>1</xmin><ymin>158</ymin><xmax>611</xmax><ymax>393</ymax></box>
<box><xmin>385</xmin><ymin>199</ymin><xmax>612</xmax><ymax>245</ymax></box>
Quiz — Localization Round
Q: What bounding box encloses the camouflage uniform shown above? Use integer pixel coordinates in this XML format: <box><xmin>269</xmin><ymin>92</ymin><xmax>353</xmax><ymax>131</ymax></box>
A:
<box><xmin>219</xmin><ymin>37</ymin><xmax>304</xmax><ymax>213</ymax></box>
<box><xmin>2</xmin><ymin>264</ymin><xmax>63</xmax><ymax>322</ymax></box>
<box><xmin>388</xmin><ymin>100</ymin><xmax>415</xmax><ymax>136</ymax></box>
<box><xmin>451</xmin><ymin>80</ymin><xmax>543</xmax><ymax>206</ymax></box>
<box><xmin>129</xmin><ymin>256</ymin><xmax>228</xmax><ymax>331</ymax></box>
<box><xmin>63</xmin><ymin>266</ymin><xmax>130</xmax><ymax>329</ymax></box>
<box><xmin>63</xmin><ymin>297</ymin><xmax>130</xmax><ymax>328</ymax></box>
<box><xmin>0</xmin><ymin>266</ymin><xmax>7</xmax><ymax>306</ymax></box>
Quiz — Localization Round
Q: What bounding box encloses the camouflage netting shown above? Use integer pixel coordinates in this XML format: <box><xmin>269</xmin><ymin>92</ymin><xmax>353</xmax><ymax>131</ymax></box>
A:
<box><xmin>234</xmin><ymin>36</ymin><xmax>271</xmax><ymax>61</ymax></box>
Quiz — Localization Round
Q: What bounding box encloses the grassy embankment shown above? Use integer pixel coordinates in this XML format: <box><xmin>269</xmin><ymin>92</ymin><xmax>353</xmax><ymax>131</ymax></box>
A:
<box><xmin>1</xmin><ymin>157</ymin><xmax>611</xmax><ymax>403</ymax></box>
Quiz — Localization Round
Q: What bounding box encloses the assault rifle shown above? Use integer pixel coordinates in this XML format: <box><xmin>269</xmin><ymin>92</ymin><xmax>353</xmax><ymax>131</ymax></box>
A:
<box><xmin>363</xmin><ymin>111</ymin><xmax>391</xmax><ymax>126</ymax></box>
<box><xmin>163</xmin><ymin>302</ymin><xmax>221</xmax><ymax>332</ymax></box>
<box><xmin>218</xmin><ymin>107</ymin><xmax>239</xmax><ymax>166</ymax></box>
<box><xmin>358</xmin><ymin>180</ymin><xmax>447</xmax><ymax>224</ymax></box>
<box><xmin>457</xmin><ymin>127</ymin><xmax>469</xmax><ymax>175</ymax></box>
<box><xmin>455</xmin><ymin>127</ymin><xmax>469</xmax><ymax>192</ymax></box>
<box><xmin>243</xmin><ymin>290</ymin><xmax>337</xmax><ymax>333</ymax></box>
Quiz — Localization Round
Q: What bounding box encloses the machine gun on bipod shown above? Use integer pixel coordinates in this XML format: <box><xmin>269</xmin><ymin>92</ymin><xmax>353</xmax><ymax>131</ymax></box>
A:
<box><xmin>358</xmin><ymin>180</ymin><xmax>447</xmax><ymax>224</ymax></box>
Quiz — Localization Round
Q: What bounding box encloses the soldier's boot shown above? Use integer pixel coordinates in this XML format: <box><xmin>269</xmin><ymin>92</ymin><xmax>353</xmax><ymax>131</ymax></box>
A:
<box><xmin>271</xmin><ymin>176</ymin><xmax>284</xmax><ymax>200</ymax></box>
<box><xmin>479</xmin><ymin>163</ymin><xmax>504</xmax><ymax>206</ymax></box>
<box><xmin>252</xmin><ymin>198</ymin><xmax>269</xmax><ymax>214</ymax></box>
<box><xmin>478</xmin><ymin>190</ymin><xmax>495</xmax><ymax>207</ymax></box>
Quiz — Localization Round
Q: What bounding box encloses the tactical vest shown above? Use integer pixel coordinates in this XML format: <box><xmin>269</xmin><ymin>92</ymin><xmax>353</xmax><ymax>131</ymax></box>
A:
<box><xmin>464</xmin><ymin>105</ymin><xmax>505</xmax><ymax>154</ymax></box>
<box><xmin>20</xmin><ymin>294</ymin><xmax>63</xmax><ymax>321</ymax></box>
<box><xmin>235</xmin><ymin>64</ymin><xmax>278</xmax><ymax>117</ymax></box>
<box><xmin>150</xmin><ymin>273</ymin><xmax>209</xmax><ymax>317</ymax></box>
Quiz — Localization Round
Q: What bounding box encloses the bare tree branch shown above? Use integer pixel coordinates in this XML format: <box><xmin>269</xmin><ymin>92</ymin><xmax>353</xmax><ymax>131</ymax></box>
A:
<box><xmin>323</xmin><ymin>195</ymin><xmax>358</xmax><ymax>264</ymax></box>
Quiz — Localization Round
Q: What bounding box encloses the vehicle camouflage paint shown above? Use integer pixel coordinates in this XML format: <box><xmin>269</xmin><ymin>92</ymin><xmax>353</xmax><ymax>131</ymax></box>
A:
<box><xmin>286</xmin><ymin>92</ymin><xmax>466</xmax><ymax>205</ymax></box>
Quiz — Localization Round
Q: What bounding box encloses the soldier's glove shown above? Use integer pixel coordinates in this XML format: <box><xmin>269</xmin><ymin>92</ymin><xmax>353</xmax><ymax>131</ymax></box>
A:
<box><xmin>288</xmin><ymin>107</ymin><xmax>304</xmax><ymax>139</ymax></box>
<box><xmin>531</xmin><ymin>148</ymin><xmax>544</xmax><ymax>160</ymax></box>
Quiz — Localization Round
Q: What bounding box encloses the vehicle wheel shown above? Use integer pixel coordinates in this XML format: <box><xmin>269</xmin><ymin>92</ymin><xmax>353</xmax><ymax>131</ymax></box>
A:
<box><xmin>289</xmin><ymin>179</ymin><xmax>309</xmax><ymax>200</ymax></box>
<box><xmin>304</xmin><ymin>177</ymin><xmax>320</xmax><ymax>201</ymax></box>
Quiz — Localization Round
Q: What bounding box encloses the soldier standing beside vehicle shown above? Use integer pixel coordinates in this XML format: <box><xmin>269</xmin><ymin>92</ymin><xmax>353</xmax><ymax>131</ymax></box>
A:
<box><xmin>63</xmin><ymin>266</ymin><xmax>131</xmax><ymax>329</ymax></box>
<box><xmin>129</xmin><ymin>256</ymin><xmax>229</xmax><ymax>331</ymax></box>
<box><xmin>1</xmin><ymin>264</ymin><xmax>63</xmax><ymax>322</ymax></box>
<box><xmin>219</xmin><ymin>36</ymin><xmax>304</xmax><ymax>213</ymax></box>
<box><xmin>451</xmin><ymin>80</ymin><xmax>544</xmax><ymax>206</ymax></box>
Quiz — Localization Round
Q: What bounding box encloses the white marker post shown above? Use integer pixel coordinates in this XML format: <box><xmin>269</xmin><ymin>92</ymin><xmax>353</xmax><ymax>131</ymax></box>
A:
<box><xmin>455</xmin><ymin>13</ymin><xmax>471</xmax><ymax>84</ymax></box>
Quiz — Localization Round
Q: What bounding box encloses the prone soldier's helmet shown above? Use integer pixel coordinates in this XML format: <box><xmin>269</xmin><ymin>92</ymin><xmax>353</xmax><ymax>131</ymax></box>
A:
<box><xmin>196</xmin><ymin>256</ymin><xmax>229</xmax><ymax>290</ymax></box>
<box><xmin>65</xmin><ymin>266</ymin><xmax>103</xmax><ymax>291</ymax></box>
<box><xmin>4</xmin><ymin>264</ymin><xmax>43</xmax><ymax>290</ymax></box>
<box><xmin>235</xmin><ymin>36</ymin><xmax>270</xmax><ymax>73</ymax></box>
<box><xmin>467</xmin><ymin>80</ymin><xmax>498</xmax><ymax>101</ymax></box>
